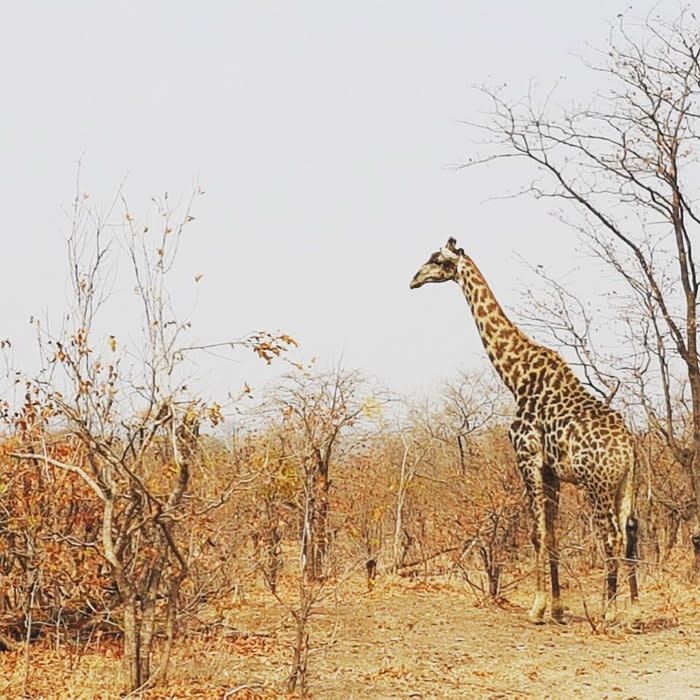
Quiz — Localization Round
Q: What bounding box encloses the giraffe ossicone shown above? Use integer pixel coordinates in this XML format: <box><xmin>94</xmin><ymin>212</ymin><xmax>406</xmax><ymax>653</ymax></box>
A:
<box><xmin>411</xmin><ymin>238</ymin><xmax>640</xmax><ymax>624</ymax></box>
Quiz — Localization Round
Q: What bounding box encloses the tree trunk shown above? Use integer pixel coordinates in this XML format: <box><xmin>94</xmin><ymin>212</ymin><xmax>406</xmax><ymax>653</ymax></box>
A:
<box><xmin>691</xmin><ymin>534</ymin><xmax>700</xmax><ymax>583</ymax></box>
<box><xmin>287</xmin><ymin>599</ymin><xmax>311</xmax><ymax>697</ymax></box>
<box><xmin>393</xmin><ymin>437</ymin><xmax>411</xmax><ymax>569</ymax></box>
<box><xmin>156</xmin><ymin>575</ymin><xmax>182</xmax><ymax>683</ymax></box>
<box><xmin>138</xmin><ymin>605</ymin><xmax>153</xmax><ymax>687</ymax></box>
<box><xmin>122</xmin><ymin>599</ymin><xmax>140</xmax><ymax>690</ymax></box>
<box><xmin>303</xmin><ymin>462</ymin><xmax>330</xmax><ymax>581</ymax></box>
<box><xmin>311</xmin><ymin>496</ymin><xmax>329</xmax><ymax>579</ymax></box>
<box><xmin>689</xmin><ymin>370</ymin><xmax>700</xmax><ymax>557</ymax></box>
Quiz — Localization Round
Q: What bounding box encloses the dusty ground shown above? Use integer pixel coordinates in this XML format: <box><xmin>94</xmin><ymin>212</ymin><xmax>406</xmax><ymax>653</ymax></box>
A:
<box><xmin>222</xmin><ymin>567</ymin><xmax>700</xmax><ymax>700</ymax></box>
<box><xmin>3</xmin><ymin>567</ymin><xmax>700</xmax><ymax>698</ymax></box>
<box><xmin>307</xmin><ymin>581</ymin><xmax>700</xmax><ymax>699</ymax></box>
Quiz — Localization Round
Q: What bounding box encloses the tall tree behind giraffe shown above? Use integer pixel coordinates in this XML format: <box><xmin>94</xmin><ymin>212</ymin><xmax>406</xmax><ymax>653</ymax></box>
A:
<box><xmin>469</xmin><ymin>7</ymin><xmax>700</xmax><ymax>561</ymax></box>
<box><xmin>411</xmin><ymin>238</ymin><xmax>639</xmax><ymax>623</ymax></box>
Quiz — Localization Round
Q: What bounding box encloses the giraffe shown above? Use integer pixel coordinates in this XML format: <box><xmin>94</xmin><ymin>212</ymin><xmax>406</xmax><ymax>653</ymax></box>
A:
<box><xmin>410</xmin><ymin>237</ymin><xmax>639</xmax><ymax>624</ymax></box>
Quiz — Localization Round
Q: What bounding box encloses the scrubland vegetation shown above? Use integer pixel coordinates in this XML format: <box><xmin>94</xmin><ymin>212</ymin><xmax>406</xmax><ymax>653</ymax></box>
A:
<box><xmin>3</xmin><ymin>6</ymin><xmax>700</xmax><ymax>699</ymax></box>
<box><xmin>1</xmin><ymin>353</ymin><xmax>699</xmax><ymax>698</ymax></box>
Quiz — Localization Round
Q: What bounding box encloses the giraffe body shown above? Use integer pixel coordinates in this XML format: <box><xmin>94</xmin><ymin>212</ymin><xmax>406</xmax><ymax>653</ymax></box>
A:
<box><xmin>411</xmin><ymin>238</ymin><xmax>639</xmax><ymax>623</ymax></box>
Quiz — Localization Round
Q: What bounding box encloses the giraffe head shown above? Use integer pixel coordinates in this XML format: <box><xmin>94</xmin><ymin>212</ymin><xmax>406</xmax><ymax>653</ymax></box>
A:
<box><xmin>409</xmin><ymin>237</ymin><xmax>464</xmax><ymax>289</ymax></box>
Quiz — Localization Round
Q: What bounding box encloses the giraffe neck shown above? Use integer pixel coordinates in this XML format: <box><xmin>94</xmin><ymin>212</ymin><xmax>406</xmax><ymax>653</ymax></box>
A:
<box><xmin>456</xmin><ymin>256</ymin><xmax>539</xmax><ymax>394</ymax></box>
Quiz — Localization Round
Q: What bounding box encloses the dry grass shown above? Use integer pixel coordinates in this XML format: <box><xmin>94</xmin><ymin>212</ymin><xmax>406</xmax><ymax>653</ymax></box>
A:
<box><xmin>3</xmin><ymin>557</ymin><xmax>700</xmax><ymax>699</ymax></box>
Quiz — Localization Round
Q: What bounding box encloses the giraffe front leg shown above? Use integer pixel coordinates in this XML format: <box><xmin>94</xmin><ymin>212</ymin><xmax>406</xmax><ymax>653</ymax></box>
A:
<box><xmin>530</xmin><ymin>572</ymin><xmax>548</xmax><ymax>622</ymax></box>
<box><xmin>523</xmin><ymin>468</ymin><xmax>548</xmax><ymax>624</ymax></box>
<box><xmin>511</xmin><ymin>421</ymin><xmax>548</xmax><ymax>624</ymax></box>
<box><xmin>604</xmin><ymin>554</ymin><xmax>619</xmax><ymax>623</ymax></box>
<box><xmin>593</xmin><ymin>505</ymin><xmax>622</xmax><ymax>624</ymax></box>
<box><xmin>544</xmin><ymin>470</ymin><xmax>564</xmax><ymax>623</ymax></box>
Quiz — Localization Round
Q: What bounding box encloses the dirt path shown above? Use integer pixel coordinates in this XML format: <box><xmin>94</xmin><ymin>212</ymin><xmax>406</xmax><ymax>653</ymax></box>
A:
<box><xmin>277</xmin><ymin>579</ymin><xmax>700</xmax><ymax>699</ymax></box>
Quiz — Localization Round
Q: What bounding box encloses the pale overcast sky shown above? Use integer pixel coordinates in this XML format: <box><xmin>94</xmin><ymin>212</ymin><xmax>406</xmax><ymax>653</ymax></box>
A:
<box><xmin>1</xmin><ymin>1</ymin><xmax>668</xmax><ymax>403</ymax></box>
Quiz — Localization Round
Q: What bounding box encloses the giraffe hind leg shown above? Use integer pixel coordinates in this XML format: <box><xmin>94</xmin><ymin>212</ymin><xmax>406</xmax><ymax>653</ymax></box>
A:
<box><xmin>625</xmin><ymin>515</ymin><xmax>639</xmax><ymax>601</ymax></box>
<box><xmin>625</xmin><ymin>515</ymin><xmax>642</xmax><ymax>627</ymax></box>
<box><xmin>618</xmin><ymin>467</ymin><xmax>641</xmax><ymax>625</ymax></box>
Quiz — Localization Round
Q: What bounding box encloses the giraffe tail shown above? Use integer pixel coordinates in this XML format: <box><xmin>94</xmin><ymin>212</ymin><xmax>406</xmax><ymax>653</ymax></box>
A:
<box><xmin>617</xmin><ymin>465</ymin><xmax>637</xmax><ymax>556</ymax></box>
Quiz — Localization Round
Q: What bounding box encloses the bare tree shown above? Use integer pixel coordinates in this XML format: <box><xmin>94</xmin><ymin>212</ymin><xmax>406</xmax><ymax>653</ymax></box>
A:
<box><xmin>398</xmin><ymin>376</ymin><xmax>524</xmax><ymax>592</ymax></box>
<box><xmin>271</xmin><ymin>366</ymin><xmax>371</xmax><ymax>580</ymax></box>
<box><xmin>410</xmin><ymin>368</ymin><xmax>509</xmax><ymax>474</ymax></box>
<box><xmin>469</xmin><ymin>8</ymin><xmax>700</xmax><ymax>540</ymax></box>
<box><xmin>13</xmin><ymin>183</ymin><xmax>295</xmax><ymax>691</ymax></box>
<box><xmin>250</xmin><ymin>367</ymin><xmax>377</xmax><ymax>696</ymax></box>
